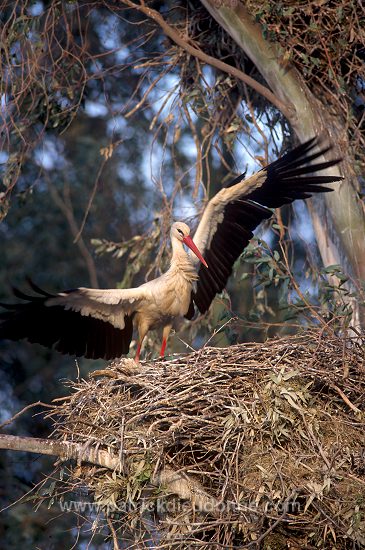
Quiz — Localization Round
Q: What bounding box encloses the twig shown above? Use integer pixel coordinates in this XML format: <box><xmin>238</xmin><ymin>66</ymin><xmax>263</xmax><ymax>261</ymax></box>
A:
<box><xmin>107</xmin><ymin>518</ymin><xmax>121</xmax><ymax>550</ymax></box>
<box><xmin>0</xmin><ymin>401</ymin><xmax>53</xmax><ymax>430</ymax></box>
<box><xmin>329</xmin><ymin>383</ymin><xmax>362</xmax><ymax>415</ymax></box>
<box><xmin>73</xmin><ymin>155</ymin><xmax>109</xmax><ymax>245</ymax></box>
<box><xmin>47</xmin><ymin>175</ymin><xmax>99</xmax><ymax>288</ymax></box>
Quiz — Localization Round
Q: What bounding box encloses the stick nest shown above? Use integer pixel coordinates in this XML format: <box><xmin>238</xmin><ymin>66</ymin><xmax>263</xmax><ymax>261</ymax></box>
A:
<box><xmin>46</xmin><ymin>329</ymin><xmax>365</xmax><ymax>548</ymax></box>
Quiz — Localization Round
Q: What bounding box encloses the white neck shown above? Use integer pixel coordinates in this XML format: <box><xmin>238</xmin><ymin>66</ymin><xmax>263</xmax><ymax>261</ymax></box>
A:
<box><xmin>169</xmin><ymin>235</ymin><xmax>198</xmax><ymax>281</ymax></box>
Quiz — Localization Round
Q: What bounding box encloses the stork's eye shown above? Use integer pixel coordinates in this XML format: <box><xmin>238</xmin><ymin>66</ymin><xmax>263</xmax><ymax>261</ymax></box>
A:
<box><xmin>177</xmin><ymin>229</ymin><xmax>184</xmax><ymax>236</ymax></box>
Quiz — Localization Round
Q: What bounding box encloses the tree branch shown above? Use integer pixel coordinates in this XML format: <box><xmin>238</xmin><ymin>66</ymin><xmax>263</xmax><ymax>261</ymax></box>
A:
<box><xmin>0</xmin><ymin>433</ymin><xmax>220</xmax><ymax>513</ymax></box>
<box><xmin>120</xmin><ymin>0</ymin><xmax>294</xmax><ymax>120</ymax></box>
<box><xmin>0</xmin><ymin>434</ymin><xmax>121</xmax><ymax>470</ymax></box>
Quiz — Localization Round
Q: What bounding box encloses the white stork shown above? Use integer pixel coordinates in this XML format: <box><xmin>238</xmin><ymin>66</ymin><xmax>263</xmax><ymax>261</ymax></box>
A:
<box><xmin>0</xmin><ymin>137</ymin><xmax>343</xmax><ymax>361</ymax></box>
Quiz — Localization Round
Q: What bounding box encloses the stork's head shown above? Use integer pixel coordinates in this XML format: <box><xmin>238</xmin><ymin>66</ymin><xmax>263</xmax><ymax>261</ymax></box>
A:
<box><xmin>171</xmin><ymin>221</ymin><xmax>208</xmax><ymax>268</ymax></box>
<box><xmin>171</xmin><ymin>221</ymin><xmax>191</xmax><ymax>241</ymax></box>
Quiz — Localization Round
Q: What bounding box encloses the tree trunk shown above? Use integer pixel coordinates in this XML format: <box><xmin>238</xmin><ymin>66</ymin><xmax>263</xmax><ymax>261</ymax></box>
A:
<box><xmin>201</xmin><ymin>1</ymin><xmax>365</xmax><ymax>326</ymax></box>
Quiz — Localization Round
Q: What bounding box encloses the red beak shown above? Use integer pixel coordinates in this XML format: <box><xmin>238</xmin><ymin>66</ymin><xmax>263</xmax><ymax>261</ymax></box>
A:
<box><xmin>183</xmin><ymin>235</ymin><xmax>208</xmax><ymax>268</ymax></box>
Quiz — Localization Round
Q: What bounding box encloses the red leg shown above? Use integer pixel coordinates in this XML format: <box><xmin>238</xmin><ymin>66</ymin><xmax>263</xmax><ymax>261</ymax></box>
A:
<box><xmin>159</xmin><ymin>338</ymin><xmax>167</xmax><ymax>357</ymax></box>
<box><xmin>160</xmin><ymin>326</ymin><xmax>171</xmax><ymax>358</ymax></box>
<box><xmin>135</xmin><ymin>341</ymin><xmax>142</xmax><ymax>362</ymax></box>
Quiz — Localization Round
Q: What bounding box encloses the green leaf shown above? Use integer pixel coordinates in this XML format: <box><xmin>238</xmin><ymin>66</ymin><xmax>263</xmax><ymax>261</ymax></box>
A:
<box><xmin>323</xmin><ymin>264</ymin><xmax>342</xmax><ymax>273</ymax></box>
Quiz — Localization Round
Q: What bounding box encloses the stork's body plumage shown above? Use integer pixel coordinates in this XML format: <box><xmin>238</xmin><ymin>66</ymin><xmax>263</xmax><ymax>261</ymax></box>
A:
<box><xmin>131</xmin><ymin>223</ymin><xmax>201</xmax><ymax>359</ymax></box>
<box><xmin>0</xmin><ymin>137</ymin><xmax>344</xmax><ymax>360</ymax></box>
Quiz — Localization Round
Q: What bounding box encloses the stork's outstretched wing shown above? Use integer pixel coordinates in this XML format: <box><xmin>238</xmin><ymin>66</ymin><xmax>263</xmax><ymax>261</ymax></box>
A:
<box><xmin>0</xmin><ymin>280</ymin><xmax>147</xmax><ymax>359</ymax></box>
<box><xmin>188</xmin><ymin>137</ymin><xmax>343</xmax><ymax>316</ymax></box>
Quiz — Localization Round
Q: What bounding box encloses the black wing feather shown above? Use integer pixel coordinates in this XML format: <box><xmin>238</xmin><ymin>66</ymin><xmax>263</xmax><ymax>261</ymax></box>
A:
<box><xmin>187</xmin><ymin>200</ymin><xmax>272</xmax><ymax>316</ymax></box>
<box><xmin>190</xmin><ymin>137</ymin><xmax>343</xmax><ymax>316</ymax></box>
<box><xmin>245</xmin><ymin>138</ymin><xmax>342</xmax><ymax>208</ymax></box>
<box><xmin>0</xmin><ymin>284</ymin><xmax>134</xmax><ymax>360</ymax></box>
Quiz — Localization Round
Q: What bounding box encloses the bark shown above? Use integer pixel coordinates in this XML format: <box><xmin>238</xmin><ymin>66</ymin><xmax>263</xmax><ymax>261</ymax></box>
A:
<box><xmin>201</xmin><ymin>0</ymin><xmax>365</xmax><ymax>326</ymax></box>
